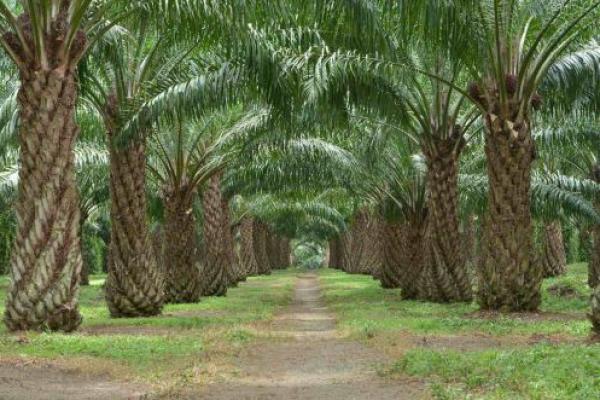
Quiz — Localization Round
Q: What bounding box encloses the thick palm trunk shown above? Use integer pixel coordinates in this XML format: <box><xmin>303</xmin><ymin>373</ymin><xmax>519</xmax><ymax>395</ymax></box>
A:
<box><xmin>590</xmin><ymin>166</ymin><xmax>600</xmax><ymax>334</ymax></box>
<box><xmin>253</xmin><ymin>221</ymin><xmax>271</xmax><ymax>275</ymax></box>
<box><xmin>280</xmin><ymin>238</ymin><xmax>291</xmax><ymax>268</ymax></box>
<box><xmin>463</xmin><ymin>215</ymin><xmax>478</xmax><ymax>268</ymax></box>
<box><xmin>380</xmin><ymin>222</ymin><xmax>404</xmax><ymax>288</ymax></box>
<box><xmin>478</xmin><ymin>117</ymin><xmax>541</xmax><ymax>311</ymax></box>
<box><xmin>163</xmin><ymin>186</ymin><xmax>202</xmax><ymax>303</ymax></box>
<box><xmin>4</xmin><ymin>52</ymin><xmax>85</xmax><ymax>331</ymax></box>
<box><xmin>400</xmin><ymin>220</ymin><xmax>427</xmax><ymax>299</ymax></box>
<box><xmin>328</xmin><ymin>238</ymin><xmax>342</xmax><ymax>269</ymax></box>
<box><xmin>80</xmin><ymin>218</ymin><xmax>91</xmax><ymax>286</ymax></box>
<box><xmin>105</xmin><ymin>136</ymin><xmax>164</xmax><ymax>317</ymax></box>
<box><xmin>422</xmin><ymin>144</ymin><xmax>472</xmax><ymax>302</ymax></box>
<box><xmin>240</xmin><ymin>217</ymin><xmax>259</xmax><ymax>276</ymax></box>
<box><xmin>362</xmin><ymin>214</ymin><xmax>382</xmax><ymax>277</ymax></box>
<box><xmin>221</xmin><ymin>198</ymin><xmax>239</xmax><ymax>287</ymax></box>
<box><xmin>202</xmin><ymin>174</ymin><xmax>228</xmax><ymax>296</ymax></box>
<box><xmin>541</xmin><ymin>221</ymin><xmax>567</xmax><ymax>278</ymax></box>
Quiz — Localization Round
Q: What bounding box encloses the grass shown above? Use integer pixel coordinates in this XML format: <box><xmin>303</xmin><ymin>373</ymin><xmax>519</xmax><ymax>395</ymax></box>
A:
<box><xmin>318</xmin><ymin>263</ymin><xmax>592</xmax><ymax>338</ymax></box>
<box><xmin>318</xmin><ymin>263</ymin><xmax>599</xmax><ymax>399</ymax></box>
<box><xmin>0</xmin><ymin>270</ymin><xmax>296</xmax><ymax>379</ymax></box>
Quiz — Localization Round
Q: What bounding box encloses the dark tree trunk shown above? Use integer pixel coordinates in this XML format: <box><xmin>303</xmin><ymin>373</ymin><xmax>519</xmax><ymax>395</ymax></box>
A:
<box><xmin>380</xmin><ymin>222</ymin><xmax>404</xmax><ymax>289</ymax></box>
<box><xmin>221</xmin><ymin>198</ymin><xmax>239</xmax><ymax>287</ymax></box>
<box><xmin>202</xmin><ymin>174</ymin><xmax>228</xmax><ymax>296</ymax></box>
<box><xmin>253</xmin><ymin>221</ymin><xmax>271</xmax><ymax>275</ymax></box>
<box><xmin>589</xmin><ymin>166</ymin><xmax>600</xmax><ymax>334</ymax></box>
<box><xmin>478</xmin><ymin>116</ymin><xmax>541</xmax><ymax>311</ymax></box>
<box><xmin>240</xmin><ymin>217</ymin><xmax>259</xmax><ymax>276</ymax></box>
<box><xmin>163</xmin><ymin>186</ymin><xmax>202</xmax><ymax>303</ymax></box>
<box><xmin>541</xmin><ymin>221</ymin><xmax>567</xmax><ymax>278</ymax></box>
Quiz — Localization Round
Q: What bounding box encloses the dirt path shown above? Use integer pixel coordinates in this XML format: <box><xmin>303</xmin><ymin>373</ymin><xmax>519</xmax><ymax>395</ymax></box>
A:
<box><xmin>0</xmin><ymin>359</ymin><xmax>145</xmax><ymax>400</ymax></box>
<box><xmin>191</xmin><ymin>273</ymin><xmax>425</xmax><ymax>400</ymax></box>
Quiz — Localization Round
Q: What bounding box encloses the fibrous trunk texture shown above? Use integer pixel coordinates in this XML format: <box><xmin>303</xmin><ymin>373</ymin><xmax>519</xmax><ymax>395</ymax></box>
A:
<box><xmin>267</xmin><ymin>233</ymin><xmax>284</xmax><ymax>270</ymax></box>
<box><xmin>253</xmin><ymin>221</ymin><xmax>271</xmax><ymax>275</ymax></box>
<box><xmin>240</xmin><ymin>217</ymin><xmax>259</xmax><ymax>276</ymax></box>
<box><xmin>221</xmin><ymin>198</ymin><xmax>239</xmax><ymax>287</ymax></box>
<box><xmin>105</xmin><ymin>133</ymin><xmax>164</xmax><ymax>317</ymax></box>
<box><xmin>340</xmin><ymin>210</ymin><xmax>382</xmax><ymax>275</ymax></box>
<box><xmin>463</xmin><ymin>215</ymin><xmax>478</xmax><ymax>269</ymax></box>
<box><xmin>380</xmin><ymin>222</ymin><xmax>404</xmax><ymax>289</ymax></box>
<box><xmin>163</xmin><ymin>186</ymin><xmax>202</xmax><ymax>303</ymax></box>
<box><xmin>3</xmin><ymin>15</ymin><xmax>88</xmax><ymax>331</ymax></box>
<box><xmin>388</xmin><ymin>220</ymin><xmax>427</xmax><ymax>299</ymax></box>
<box><xmin>541</xmin><ymin>221</ymin><xmax>567</xmax><ymax>278</ymax></box>
<box><xmin>590</xmin><ymin>166</ymin><xmax>600</xmax><ymax>334</ymax></box>
<box><xmin>362</xmin><ymin>216</ymin><xmax>382</xmax><ymax>277</ymax></box>
<box><xmin>80</xmin><ymin>219</ymin><xmax>91</xmax><ymax>286</ymax></box>
<box><xmin>421</xmin><ymin>141</ymin><xmax>472</xmax><ymax>302</ymax></box>
<box><xmin>280</xmin><ymin>238</ymin><xmax>291</xmax><ymax>268</ymax></box>
<box><xmin>328</xmin><ymin>238</ymin><xmax>343</xmax><ymax>269</ymax></box>
<box><xmin>478</xmin><ymin>116</ymin><xmax>541</xmax><ymax>311</ymax></box>
<box><xmin>201</xmin><ymin>174</ymin><xmax>228</xmax><ymax>296</ymax></box>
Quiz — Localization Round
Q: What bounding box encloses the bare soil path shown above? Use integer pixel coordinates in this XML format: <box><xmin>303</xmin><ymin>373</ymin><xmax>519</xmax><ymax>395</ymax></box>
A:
<box><xmin>0</xmin><ymin>358</ymin><xmax>145</xmax><ymax>400</ymax></box>
<box><xmin>190</xmin><ymin>273</ymin><xmax>425</xmax><ymax>400</ymax></box>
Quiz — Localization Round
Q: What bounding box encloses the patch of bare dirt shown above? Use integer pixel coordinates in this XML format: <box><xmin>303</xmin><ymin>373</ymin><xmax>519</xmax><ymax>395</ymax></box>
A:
<box><xmin>164</xmin><ymin>273</ymin><xmax>426</xmax><ymax>399</ymax></box>
<box><xmin>465</xmin><ymin>310</ymin><xmax>587</xmax><ymax>322</ymax></box>
<box><xmin>0</xmin><ymin>358</ymin><xmax>147</xmax><ymax>400</ymax></box>
<box><xmin>370</xmin><ymin>331</ymin><xmax>587</xmax><ymax>359</ymax></box>
<box><xmin>164</xmin><ymin>310</ymin><xmax>228</xmax><ymax>318</ymax></box>
<box><xmin>81</xmin><ymin>324</ymin><xmax>184</xmax><ymax>336</ymax></box>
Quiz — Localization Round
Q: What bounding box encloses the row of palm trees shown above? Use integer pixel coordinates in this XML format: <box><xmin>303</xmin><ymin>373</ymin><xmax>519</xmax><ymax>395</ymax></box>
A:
<box><xmin>1</xmin><ymin>1</ymin><xmax>600</xmax><ymax>336</ymax></box>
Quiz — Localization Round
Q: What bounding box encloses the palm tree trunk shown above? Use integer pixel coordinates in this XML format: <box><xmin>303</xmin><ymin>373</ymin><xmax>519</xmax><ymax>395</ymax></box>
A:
<box><xmin>400</xmin><ymin>220</ymin><xmax>427</xmax><ymax>299</ymax></box>
<box><xmin>4</xmin><ymin>65</ymin><xmax>83</xmax><ymax>332</ymax></box>
<box><xmin>280</xmin><ymin>238</ymin><xmax>291</xmax><ymax>268</ymax></box>
<box><xmin>240</xmin><ymin>217</ymin><xmax>259</xmax><ymax>276</ymax></box>
<box><xmin>422</xmin><ymin>145</ymin><xmax>472</xmax><ymax>302</ymax></box>
<box><xmin>221</xmin><ymin>198</ymin><xmax>239</xmax><ymax>287</ymax></box>
<box><xmin>253</xmin><ymin>220</ymin><xmax>271</xmax><ymax>275</ymax></box>
<box><xmin>362</xmin><ymin>214</ymin><xmax>382</xmax><ymax>277</ymax></box>
<box><xmin>80</xmin><ymin>217</ymin><xmax>90</xmax><ymax>286</ymax></box>
<box><xmin>463</xmin><ymin>215</ymin><xmax>478</xmax><ymax>269</ymax></box>
<box><xmin>105</xmin><ymin>136</ymin><xmax>164</xmax><ymax>317</ymax></box>
<box><xmin>380</xmin><ymin>221</ymin><xmax>404</xmax><ymax>288</ymax></box>
<box><xmin>201</xmin><ymin>174</ymin><xmax>228</xmax><ymax>296</ymax></box>
<box><xmin>163</xmin><ymin>186</ymin><xmax>202</xmax><ymax>303</ymax></box>
<box><xmin>478</xmin><ymin>117</ymin><xmax>542</xmax><ymax>311</ymax></box>
<box><xmin>328</xmin><ymin>238</ymin><xmax>341</xmax><ymax>269</ymax></box>
<box><xmin>541</xmin><ymin>221</ymin><xmax>567</xmax><ymax>278</ymax></box>
<box><xmin>589</xmin><ymin>166</ymin><xmax>600</xmax><ymax>334</ymax></box>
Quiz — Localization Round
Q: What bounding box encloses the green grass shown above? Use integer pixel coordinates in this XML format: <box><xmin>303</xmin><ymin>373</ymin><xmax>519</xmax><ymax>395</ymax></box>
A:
<box><xmin>388</xmin><ymin>344</ymin><xmax>600</xmax><ymax>399</ymax></box>
<box><xmin>0</xmin><ymin>270</ymin><xmax>296</xmax><ymax>376</ymax></box>
<box><xmin>319</xmin><ymin>264</ymin><xmax>599</xmax><ymax>399</ymax></box>
<box><xmin>318</xmin><ymin>263</ymin><xmax>592</xmax><ymax>337</ymax></box>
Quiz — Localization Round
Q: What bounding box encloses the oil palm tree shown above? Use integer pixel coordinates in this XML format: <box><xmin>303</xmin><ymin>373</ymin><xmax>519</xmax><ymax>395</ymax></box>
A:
<box><xmin>149</xmin><ymin>107</ymin><xmax>269</xmax><ymax>301</ymax></box>
<box><xmin>0</xmin><ymin>0</ymin><xmax>135</xmax><ymax>331</ymax></box>
<box><xmin>440</xmin><ymin>0</ymin><xmax>600</xmax><ymax>311</ymax></box>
